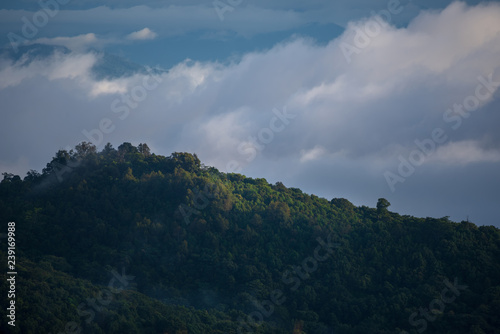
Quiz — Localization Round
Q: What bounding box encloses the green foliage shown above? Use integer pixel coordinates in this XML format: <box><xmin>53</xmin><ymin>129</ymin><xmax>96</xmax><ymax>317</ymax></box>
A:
<box><xmin>0</xmin><ymin>142</ymin><xmax>499</xmax><ymax>334</ymax></box>
<box><xmin>376</xmin><ymin>198</ymin><xmax>391</xmax><ymax>211</ymax></box>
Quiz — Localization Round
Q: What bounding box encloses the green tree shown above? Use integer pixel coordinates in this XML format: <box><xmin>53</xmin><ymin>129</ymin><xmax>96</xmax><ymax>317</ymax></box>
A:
<box><xmin>170</xmin><ymin>152</ymin><xmax>201</xmax><ymax>172</ymax></box>
<box><xmin>138</xmin><ymin>143</ymin><xmax>151</xmax><ymax>156</ymax></box>
<box><xmin>75</xmin><ymin>141</ymin><xmax>97</xmax><ymax>157</ymax></box>
<box><xmin>376</xmin><ymin>198</ymin><xmax>391</xmax><ymax>212</ymax></box>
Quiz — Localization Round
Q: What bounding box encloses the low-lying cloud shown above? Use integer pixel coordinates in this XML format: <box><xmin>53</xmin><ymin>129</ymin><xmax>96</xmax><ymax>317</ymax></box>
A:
<box><xmin>127</xmin><ymin>28</ymin><xmax>157</xmax><ymax>40</ymax></box>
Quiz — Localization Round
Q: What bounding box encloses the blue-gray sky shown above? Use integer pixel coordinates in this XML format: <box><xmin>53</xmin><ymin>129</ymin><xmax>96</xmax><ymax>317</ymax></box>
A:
<box><xmin>1</xmin><ymin>0</ymin><xmax>499</xmax><ymax>227</ymax></box>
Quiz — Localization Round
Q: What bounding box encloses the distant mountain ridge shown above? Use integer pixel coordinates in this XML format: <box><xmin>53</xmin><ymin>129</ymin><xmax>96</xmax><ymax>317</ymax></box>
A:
<box><xmin>1</xmin><ymin>44</ymin><xmax>166</xmax><ymax>79</ymax></box>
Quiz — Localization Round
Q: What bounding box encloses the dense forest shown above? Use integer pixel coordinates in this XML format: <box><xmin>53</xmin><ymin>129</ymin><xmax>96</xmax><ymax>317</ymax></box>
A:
<box><xmin>0</xmin><ymin>142</ymin><xmax>499</xmax><ymax>334</ymax></box>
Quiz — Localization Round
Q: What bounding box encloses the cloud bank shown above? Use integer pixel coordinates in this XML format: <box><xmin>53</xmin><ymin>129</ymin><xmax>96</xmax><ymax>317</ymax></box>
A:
<box><xmin>127</xmin><ymin>28</ymin><xmax>157</xmax><ymax>40</ymax></box>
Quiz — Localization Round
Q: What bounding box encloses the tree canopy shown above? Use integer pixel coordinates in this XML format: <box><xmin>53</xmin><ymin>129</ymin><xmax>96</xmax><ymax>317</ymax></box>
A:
<box><xmin>0</xmin><ymin>142</ymin><xmax>499</xmax><ymax>334</ymax></box>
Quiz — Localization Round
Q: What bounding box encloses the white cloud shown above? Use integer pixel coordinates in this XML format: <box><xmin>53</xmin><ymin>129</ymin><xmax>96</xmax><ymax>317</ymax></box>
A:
<box><xmin>88</xmin><ymin>78</ymin><xmax>129</xmax><ymax>97</ymax></box>
<box><xmin>0</xmin><ymin>51</ymin><xmax>97</xmax><ymax>89</ymax></box>
<box><xmin>3</xmin><ymin>2</ymin><xmax>500</xmax><ymax>164</ymax></box>
<box><xmin>29</xmin><ymin>33</ymin><xmax>100</xmax><ymax>51</ymax></box>
<box><xmin>300</xmin><ymin>146</ymin><xmax>327</xmax><ymax>162</ymax></box>
<box><xmin>127</xmin><ymin>27</ymin><xmax>157</xmax><ymax>40</ymax></box>
<box><xmin>430</xmin><ymin>140</ymin><xmax>500</xmax><ymax>165</ymax></box>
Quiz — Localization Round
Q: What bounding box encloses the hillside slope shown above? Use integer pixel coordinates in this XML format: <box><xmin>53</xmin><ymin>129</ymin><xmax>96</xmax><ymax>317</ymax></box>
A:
<box><xmin>0</xmin><ymin>142</ymin><xmax>499</xmax><ymax>334</ymax></box>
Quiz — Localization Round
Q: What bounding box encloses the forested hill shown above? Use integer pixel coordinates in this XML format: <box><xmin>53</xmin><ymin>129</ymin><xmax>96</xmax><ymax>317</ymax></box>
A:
<box><xmin>1</xmin><ymin>142</ymin><xmax>499</xmax><ymax>334</ymax></box>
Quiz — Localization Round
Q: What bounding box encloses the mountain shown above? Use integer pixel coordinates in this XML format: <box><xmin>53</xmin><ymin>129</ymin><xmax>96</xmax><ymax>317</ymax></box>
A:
<box><xmin>0</xmin><ymin>142</ymin><xmax>499</xmax><ymax>334</ymax></box>
<box><xmin>90</xmin><ymin>51</ymin><xmax>166</xmax><ymax>80</ymax></box>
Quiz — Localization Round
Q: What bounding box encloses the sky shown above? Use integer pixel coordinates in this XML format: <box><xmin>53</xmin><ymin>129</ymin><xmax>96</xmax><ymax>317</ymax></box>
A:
<box><xmin>0</xmin><ymin>0</ymin><xmax>499</xmax><ymax>227</ymax></box>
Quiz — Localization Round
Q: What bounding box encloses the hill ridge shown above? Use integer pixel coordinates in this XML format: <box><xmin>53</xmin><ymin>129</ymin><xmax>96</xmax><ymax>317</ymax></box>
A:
<box><xmin>1</xmin><ymin>141</ymin><xmax>499</xmax><ymax>334</ymax></box>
